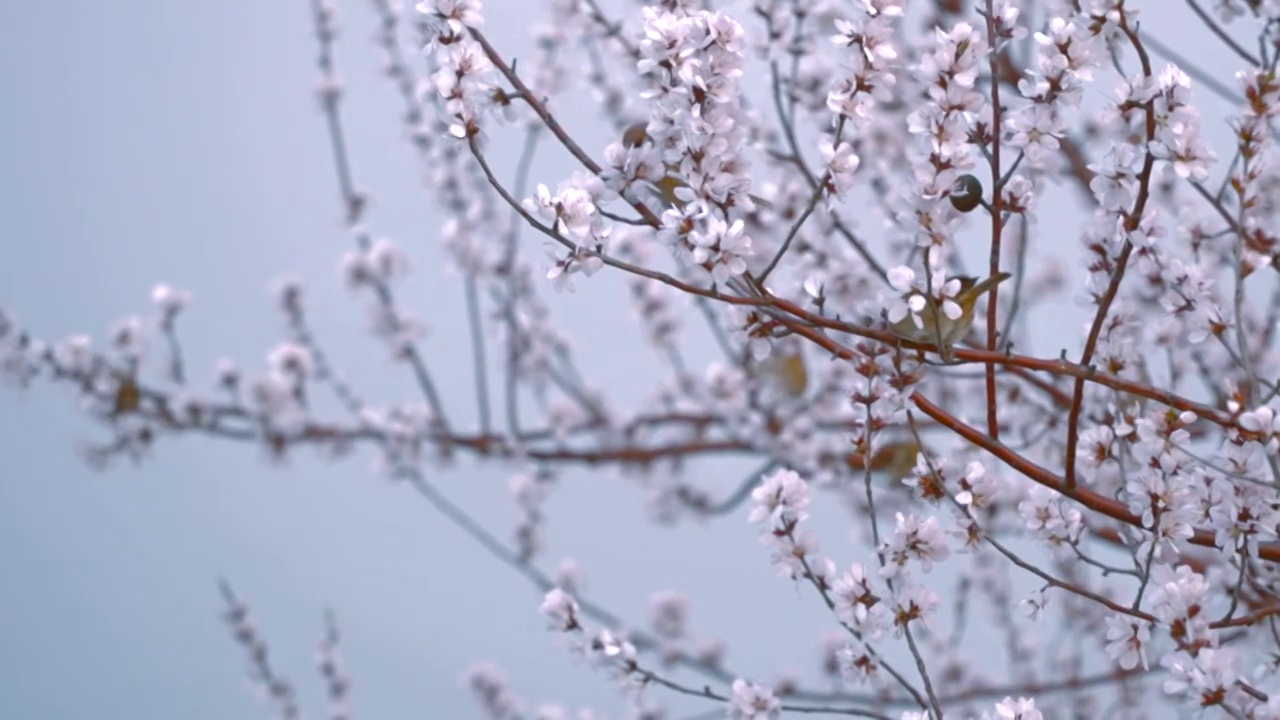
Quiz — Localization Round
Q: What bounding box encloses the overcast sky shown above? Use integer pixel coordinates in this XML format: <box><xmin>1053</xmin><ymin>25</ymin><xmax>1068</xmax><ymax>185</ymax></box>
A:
<box><xmin>0</xmin><ymin>2</ymin><xmax>1249</xmax><ymax>719</ymax></box>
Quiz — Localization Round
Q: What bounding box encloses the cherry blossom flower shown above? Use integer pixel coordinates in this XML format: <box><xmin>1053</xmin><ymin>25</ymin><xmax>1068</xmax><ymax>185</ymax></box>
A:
<box><xmin>748</xmin><ymin>468</ymin><xmax>811</xmax><ymax>529</ymax></box>
<box><xmin>727</xmin><ymin>678</ymin><xmax>781</xmax><ymax>720</ymax></box>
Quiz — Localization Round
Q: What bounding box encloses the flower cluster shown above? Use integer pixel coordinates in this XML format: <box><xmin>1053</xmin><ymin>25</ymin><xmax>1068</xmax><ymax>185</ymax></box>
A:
<box><xmin>883</xmin><ymin>266</ymin><xmax>965</xmax><ymax>337</ymax></box>
<box><xmin>525</xmin><ymin>172</ymin><xmax>612</xmax><ymax>291</ymax></box>
<box><xmin>826</xmin><ymin>1</ymin><xmax>903</xmax><ymax>127</ymax></box>
<box><xmin>1013</xmin><ymin>15</ymin><xmax>1097</xmax><ymax>164</ymax></box>
<box><xmin>900</xmin><ymin>21</ymin><xmax>987</xmax><ymax>248</ymax></box>
<box><xmin>418</xmin><ymin>0</ymin><xmax>497</xmax><ymax>139</ymax></box>
<box><xmin>509</xmin><ymin>467</ymin><xmax>557</xmax><ymax>562</ymax></box>
<box><xmin>632</xmin><ymin>6</ymin><xmax>758</xmax><ymax>287</ymax></box>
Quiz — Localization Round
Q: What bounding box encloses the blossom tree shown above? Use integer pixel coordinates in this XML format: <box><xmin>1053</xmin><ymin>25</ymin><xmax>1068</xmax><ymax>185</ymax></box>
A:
<box><xmin>7</xmin><ymin>0</ymin><xmax>1280</xmax><ymax>717</ymax></box>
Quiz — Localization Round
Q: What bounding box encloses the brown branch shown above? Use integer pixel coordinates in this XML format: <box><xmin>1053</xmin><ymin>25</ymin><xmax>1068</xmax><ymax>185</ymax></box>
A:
<box><xmin>984</xmin><ymin>0</ymin><xmax>1007</xmax><ymax>442</ymax></box>
<box><xmin>911</xmin><ymin>393</ymin><xmax>1280</xmax><ymax>564</ymax></box>
<box><xmin>758</xmin><ymin>296</ymin><xmax>1240</xmax><ymax>430</ymax></box>
<box><xmin>467</xmin><ymin>28</ymin><xmax>662</xmax><ymax>228</ymax></box>
<box><xmin>1062</xmin><ymin>17</ymin><xmax>1158</xmax><ymax>489</ymax></box>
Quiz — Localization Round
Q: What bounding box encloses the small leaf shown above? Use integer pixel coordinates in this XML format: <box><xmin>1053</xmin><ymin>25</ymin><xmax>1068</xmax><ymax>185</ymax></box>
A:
<box><xmin>113</xmin><ymin>376</ymin><xmax>142</xmax><ymax>416</ymax></box>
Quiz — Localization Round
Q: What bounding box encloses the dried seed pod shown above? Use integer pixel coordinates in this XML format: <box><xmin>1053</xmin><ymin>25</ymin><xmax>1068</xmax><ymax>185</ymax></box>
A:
<box><xmin>950</xmin><ymin>174</ymin><xmax>983</xmax><ymax>212</ymax></box>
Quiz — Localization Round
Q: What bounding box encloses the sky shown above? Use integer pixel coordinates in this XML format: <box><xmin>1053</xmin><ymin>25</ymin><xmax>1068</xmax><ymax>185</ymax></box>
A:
<box><xmin>0</xmin><ymin>2</ymin><xmax>1252</xmax><ymax>719</ymax></box>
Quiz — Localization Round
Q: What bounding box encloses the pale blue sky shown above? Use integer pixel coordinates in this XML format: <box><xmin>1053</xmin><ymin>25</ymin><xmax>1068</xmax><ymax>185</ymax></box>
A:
<box><xmin>0</xmin><ymin>2</ymin><xmax>1248</xmax><ymax>719</ymax></box>
<box><xmin>0</xmin><ymin>3</ymin><xmax>786</xmax><ymax>717</ymax></box>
